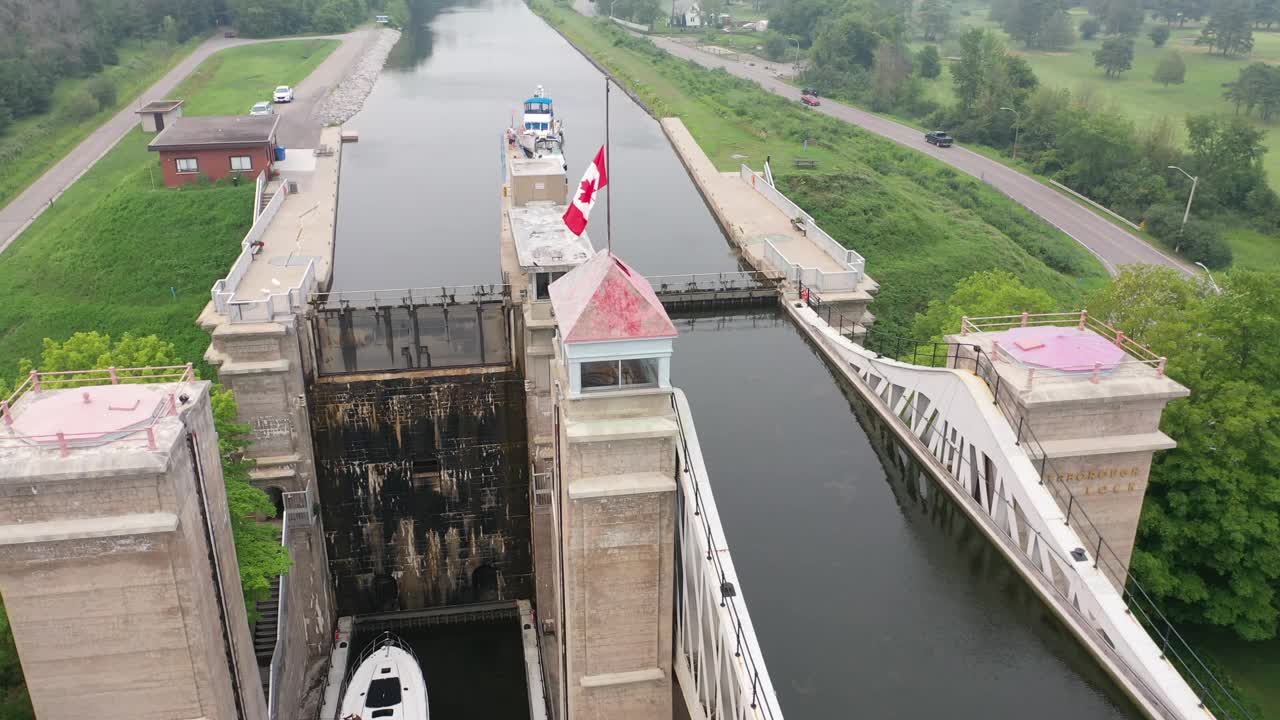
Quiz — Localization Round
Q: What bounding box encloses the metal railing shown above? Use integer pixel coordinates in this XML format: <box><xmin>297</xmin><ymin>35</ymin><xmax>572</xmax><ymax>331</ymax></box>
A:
<box><xmin>961</xmin><ymin>311</ymin><xmax>1168</xmax><ymax>377</ymax></box>
<box><xmin>1</xmin><ymin>364</ymin><xmax>196</xmax><ymax>454</ymax></box>
<box><xmin>805</xmin><ymin>294</ymin><xmax>1253</xmax><ymax>719</ymax></box>
<box><xmin>671</xmin><ymin>390</ymin><xmax>782</xmax><ymax>720</ymax></box>
<box><xmin>647</xmin><ymin>271</ymin><xmax>776</xmax><ymax>294</ymax></box>
<box><xmin>211</xmin><ymin>182</ymin><xmax>300</xmax><ymax>320</ymax></box>
<box><xmin>309</xmin><ymin>284</ymin><xmax>511</xmax><ymax>309</ymax></box>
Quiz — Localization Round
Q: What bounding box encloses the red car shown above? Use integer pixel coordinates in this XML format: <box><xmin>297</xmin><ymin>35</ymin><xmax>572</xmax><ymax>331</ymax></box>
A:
<box><xmin>801</xmin><ymin>94</ymin><xmax>820</xmax><ymax>107</ymax></box>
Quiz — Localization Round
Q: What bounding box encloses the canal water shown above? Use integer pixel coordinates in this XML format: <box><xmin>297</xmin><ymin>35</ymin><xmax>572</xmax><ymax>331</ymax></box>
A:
<box><xmin>333</xmin><ymin>0</ymin><xmax>737</xmax><ymax>291</ymax></box>
<box><xmin>332</xmin><ymin>0</ymin><xmax>1143</xmax><ymax>717</ymax></box>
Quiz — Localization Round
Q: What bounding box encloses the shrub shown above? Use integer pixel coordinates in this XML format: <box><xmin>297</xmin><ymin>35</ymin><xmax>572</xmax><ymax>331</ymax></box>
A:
<box><xmin>87</xmin><ymin>76</ymin><xmax>117</xmax><ymax>108</ymax></box>
<box><xmin>1149</xmin><ymin>25</ymin><xmax>1171</xmax><ymax>47</ymax></box>
<box><xmin>1080</xmin><ymin>17</ymin><xmax>1101</xmax><ymax>40</ymax></box>
<box><xmin>1179</xmin><ymin>220</ymin><xmax>1232</xmax><ymax>268</ymax></box>
<box><xmin>65</xmin><ymin>91</ymin><xmax>100</xmax><ymax>121</ymax></box>
<box><xmin>1143</xmin><ymin>203</ymin><xmax>1185</xmax><ymax>239</ymax></box>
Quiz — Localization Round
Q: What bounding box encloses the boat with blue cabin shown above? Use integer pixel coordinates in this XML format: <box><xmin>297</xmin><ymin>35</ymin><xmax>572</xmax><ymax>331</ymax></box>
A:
<box><xmin>516</xmin><ymin>85</ymin><xmax>564</xmax><ymax>160</ymax></box>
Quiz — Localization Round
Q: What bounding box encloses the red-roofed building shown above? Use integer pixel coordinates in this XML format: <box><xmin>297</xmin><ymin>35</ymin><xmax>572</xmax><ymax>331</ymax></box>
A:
<box><xmin>549</xmin><ymin>250</ymin><xmax>677</xmax><ymax>395</ymax></box>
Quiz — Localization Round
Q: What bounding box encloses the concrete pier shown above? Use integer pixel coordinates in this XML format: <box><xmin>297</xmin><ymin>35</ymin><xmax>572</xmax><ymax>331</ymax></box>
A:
<box><xmin>660</xmin><ymin>118</ymin><xmax>877</xmax><ymax>322</ymax></box>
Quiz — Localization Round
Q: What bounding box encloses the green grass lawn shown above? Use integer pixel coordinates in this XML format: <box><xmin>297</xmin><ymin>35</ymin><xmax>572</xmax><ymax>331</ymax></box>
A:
<box><xmin>0</xmin><ymin>39</ymin><xmax>341</xmax><ymax>378</ymax></box>
<box><xmin>171</xmin><ymin>39</ymin><xmax>339</xmax><ymax>115</ymax></box>
<box><xmin>0</xmin><ymin>37</ymin><xmax>205</xmax><ymax>212</ymax></box>
<box><xmin>1185</xmin><ymin>628</ymin><xmax>1280</xmax><ymax>719</ymax></box>
<box><xmin>534</xmin><ymin>0</ymin><xmax>1107</xmax><ymax>335</ymax></box>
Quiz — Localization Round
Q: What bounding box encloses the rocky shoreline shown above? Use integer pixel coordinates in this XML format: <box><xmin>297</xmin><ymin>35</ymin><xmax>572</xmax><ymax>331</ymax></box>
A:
<box><xmin>319</xmin><ymin>28</ymin><xmax>401</xmax><ymax>126</ymax></box>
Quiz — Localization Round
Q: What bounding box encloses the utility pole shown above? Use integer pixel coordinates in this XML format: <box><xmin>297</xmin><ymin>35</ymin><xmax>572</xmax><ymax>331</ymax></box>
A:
<box><xmin>791</xmin><ymin>38</ymin><xmax>800</xmax><ymax>77</ymax></box>
<box><xmin>999</xmin><ymin>106</ymin><xmax>1021</xmax><ymax>162</ymax></box>
<box><xmin>1168</xmin><ymin>165</ymin><xmax>1198</xmax><ymax>229</ymax></box>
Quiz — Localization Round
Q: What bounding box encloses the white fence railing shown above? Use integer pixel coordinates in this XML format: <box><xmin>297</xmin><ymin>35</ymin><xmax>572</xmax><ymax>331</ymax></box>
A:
<box><xmin>792</xmin><ymin>303</ymin><xmax>1229</xmax><ymax>720</ymax></box>
<box><xmin>672</xmin><ymin>389</ymin><xmax>782</xmax><ymax>720</ymax></box>
<box><xmin>763</xmin><ymin>239</ymin><xmax>861</xmax><ymax>293</ymax></box>
<box><xmin>211</xmin><ymin>183</ymin><xmax>319</xmax><ymax>323</ymax></box>
<box><xmin>253</xmin><ymin>171</ymin><xmax>267</xmax><ymax>221</ymax></box>
<box><xmin>738</xmin><ymin>165</ymin><xmax>866</xmax><ymax>289</ymax></box>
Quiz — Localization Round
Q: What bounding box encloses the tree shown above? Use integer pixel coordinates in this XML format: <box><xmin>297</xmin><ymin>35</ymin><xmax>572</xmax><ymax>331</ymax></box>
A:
<box><xmin>8</xmin><ymin>333</ymin><xmax>292</xmax><ymax>615</ymax></box>
<box><xmin>87</xmin><ymin>76</ymin><xmax>117</xmax><ymax>108</ymax></box>
<box><xmin>911</xmin><ymin>270</ymin><xmax>1058</xmax><ymax>342</ymax></box>
<box><xmin>1196</xmin><ymin>0</ymin><xmax>1254</xmax><ymax>55</ymax></box>
<box><xmin>1185</xmin><ymin>113</ymin><xmax>1271</xmax><ymax>210</ymax></box>
<box><xmin>1093</xmin><ymin>35</ymin><xmax>1134</xmax><ymax>76</ymax></box>
<box><xmin>1221</xmin><ymin>63</ymin><xmax>1280</xmax><ymax>120</ymax></box>
<box><xmin>869</xmin><ymin>43</ymin><xmax>912</xmax><ymax>110</ymax></box>
<box><xmin>1149</xmin><ymin>24</ymin><xmax>1171</xmax><ymax>46</ymax></box>
<box><xmin>1003</xmin><ymin>0</ymin><xmax>1063</xmax><ymax>47</ymax></box>
<box><xmin>764</xmin><ymin>31</ymin><xmax>789</xmax><ymax>60</ymax></box>
<box><xmin>1253</xmin><ymin>0</ymin><xmax>1280</xmax><ymax>28</ymax></box>
<box><xmin>811</xmin><ymin>11</ymin><xmax>885</xmax><ymax>72</ymax></box>
<box><xmin>918</xmin><ymin>0</ymin><xmax>951</xmax><ymax>40</ymax></box>
<box><xmin>1079</xmin><ymin>16</ymin><xmax>1101</xmax><ymax>38</ymax></box>
<box><xmin>1090</xmin><ymin>0</ymin><xmax>1144</xmax><ymax>32</ymax></box>
<box><xmin>1090</xmin><ymin>269</ymin><xmax>1280</xmax><ymax>640</ymax></box>
<box><xmin>1153</xmin><ymin>50</ymin><xmax>1186</xmax><ymax>86</ymax></box>
<box><xmin>951</xmin><ymin>28</ymin><xmax>1003</xmax><ymax>109</ymax></box>
<box><xmin>1041</xmin><ymin>9</ymin><xmax>1076</xmax><ymax>49</ymax></box>
<box><xmin>917</xmin><ymin>44</ymin><xmax>942</xmax><ymax>78</ymax></box>
<box><xmin>0</xmin><ymin>602</ymin><xmax>33</xmax><ymax>720</ymax></box>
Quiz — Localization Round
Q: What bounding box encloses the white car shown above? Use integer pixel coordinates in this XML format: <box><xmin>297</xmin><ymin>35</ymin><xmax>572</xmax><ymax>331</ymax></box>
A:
<box><xmin>249</xmin><ymin>101</ymin><xmax>274</xmax><ymax>116</ymax></box>
<box><xmin>273</xmin><ymin>85</ymin><xmax>294</xmax><ymax>103</ymax></box>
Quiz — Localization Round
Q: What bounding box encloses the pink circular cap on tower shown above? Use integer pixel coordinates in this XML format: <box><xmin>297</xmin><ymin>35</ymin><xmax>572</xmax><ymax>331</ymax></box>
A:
<box><xmin>995</xmin><ymin>326</ymin><xmax>1127</xmax><ymax>373</ymax></box>
<box><xmin>8</xmin><ymin>385</ymin><xmax>166</xmax><ymax>445</ymax></box>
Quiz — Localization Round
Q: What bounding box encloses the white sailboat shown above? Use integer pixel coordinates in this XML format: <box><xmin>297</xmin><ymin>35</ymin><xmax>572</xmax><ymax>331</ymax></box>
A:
<box><xmin>339</xmin><ymin>633</ymin><xmax>429</xmax><ymax>720</ymax></box>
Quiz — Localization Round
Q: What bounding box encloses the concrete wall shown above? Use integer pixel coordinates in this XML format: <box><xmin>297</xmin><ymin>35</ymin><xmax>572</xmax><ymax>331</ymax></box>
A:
<box><xmin>557</xmin><ymin>385</ymin><xmax>677</xmax><ymax>720</ymax></box>
<box><xmin>274</xmin><ymin>514</ymin><xmax>336</xmax><ymax>720</ymax></box>
<box><xmin>0</xmin><ymin>383</ymin><xmax>266</xmax><ymax>720</ymax></box>
<box><xmin>309</xmin><ymin>367</ymin><xmax>533</xmax><ymax>615</ymax></box>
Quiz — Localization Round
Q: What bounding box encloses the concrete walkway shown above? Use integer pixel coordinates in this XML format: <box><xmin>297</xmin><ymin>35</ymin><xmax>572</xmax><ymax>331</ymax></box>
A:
<box><xmin>0</xmin><ymin>28</ymin><xmax>375</xmax><ymax>257</ymax></box>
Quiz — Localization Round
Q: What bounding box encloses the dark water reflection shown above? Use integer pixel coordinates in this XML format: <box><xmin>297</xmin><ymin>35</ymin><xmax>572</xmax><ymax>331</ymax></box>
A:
<box><xmin>333</xmin><ymin>0</ymin><xmax>737</xmax><ymax>291</ymax></box>
<box><xmin>670</xmin><ymin>309</ymin><xmax>1140</xmax><ymax>719</ymax></box>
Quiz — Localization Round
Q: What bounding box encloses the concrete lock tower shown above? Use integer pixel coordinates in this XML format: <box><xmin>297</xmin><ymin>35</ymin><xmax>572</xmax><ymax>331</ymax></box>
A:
<box><xmin>951</xmin><ymin>312</ymin><xmax>1190</xmax><ymax>580</ymax></box>
<box><xmin>548</xmin><ymin>250</ymin><xmax>678</xmax><ymax>720</ymax></box>
<box><xmin>0</xmin><ymin>367</ymin><xmax>266</xmax><ymax>720</ymax></box>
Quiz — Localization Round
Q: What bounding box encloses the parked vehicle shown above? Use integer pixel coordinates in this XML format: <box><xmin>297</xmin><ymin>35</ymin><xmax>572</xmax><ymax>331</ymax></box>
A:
<box><xmin>274</xmin><ymin>85</ymin><xmax>295</xmax><ymax>103</ymax></box>
<box><xmin>924</xmin><ymin>130</ymin><xmax>954</xmax><ymax>147</ymax></box>
<box><xmin>223</xmin><ymin>30</ymin><xmax>238</xmax><ymax>38</ymax></box>
<box><xmin>802</xmin><ymin>87</ymin><xmax>820</xmax><ymax>97</ymax></box>
<box><xmin>250</xmin><ymin>102</ymin><xmax>275</xmax><ymax>116</ymax></box>
<box><xmin>800</xmin><ymin>93</ymin><xmax>820</xmax><ymax>107</ymax></box>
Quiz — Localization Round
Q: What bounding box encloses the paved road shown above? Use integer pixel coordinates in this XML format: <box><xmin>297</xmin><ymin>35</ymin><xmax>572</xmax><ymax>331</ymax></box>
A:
<box><xmin>0</xmin><ymin>28</ymin><xmax>376</xmax><ymax>256</ymax></box>
<box><xmin>571</xmin><ymin>1</ymin><xmax>1192</xmax><ymax>275</ymax></box>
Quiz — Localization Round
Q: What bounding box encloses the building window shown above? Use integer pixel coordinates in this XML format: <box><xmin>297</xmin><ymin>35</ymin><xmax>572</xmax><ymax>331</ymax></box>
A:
<box><xmin>581</xmin><ymin>358</ymin><xmax>659</xmax><ymax>392</ymax></box>
<box><xmin>230</xmin><ymin>155</ymin><xmax>252</xmax><ymax>171</ymax></box>
<box><xmin>175</xmin><ymin>157</ymin><xmax>199</xmax><ymax>173</ymax></box>
<box><xmin>534</xmin><ymin>271</ymin><xmax>567</xmax><ymax>300</ymax></box>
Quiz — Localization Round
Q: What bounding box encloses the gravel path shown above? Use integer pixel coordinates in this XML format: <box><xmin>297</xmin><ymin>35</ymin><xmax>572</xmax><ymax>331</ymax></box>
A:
<box><xmin>318</xmin><ymin>29</ymin><xmax>401</xmax><ymax>127</ymax></box>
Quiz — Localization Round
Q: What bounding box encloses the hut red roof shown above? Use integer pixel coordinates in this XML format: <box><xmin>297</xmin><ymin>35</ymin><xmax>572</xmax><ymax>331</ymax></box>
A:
<box><xmin>549</xmin><ymin>250</ymin><xmax>677</xmax><ymax>344</ymax></box>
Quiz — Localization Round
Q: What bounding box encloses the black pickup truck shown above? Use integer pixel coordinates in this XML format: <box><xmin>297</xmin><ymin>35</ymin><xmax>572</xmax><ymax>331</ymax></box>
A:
<box><xmin>924</xmin><ymin>130</ymin><xmax>954</xmax><ymax>147</ymax></box>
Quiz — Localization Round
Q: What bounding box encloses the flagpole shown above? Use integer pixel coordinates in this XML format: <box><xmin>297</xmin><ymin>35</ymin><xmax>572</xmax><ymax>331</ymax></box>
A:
<box><xmin>605</xmin><ymin>76</ymin><xmax>612</xmax><ymax>254</ymax></box>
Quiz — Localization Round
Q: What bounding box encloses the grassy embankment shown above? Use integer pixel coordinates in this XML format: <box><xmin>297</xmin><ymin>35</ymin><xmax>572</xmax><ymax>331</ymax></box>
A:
<box><xmin>0</xmin><ymin>39</ymin><xmax>339</xmax><ymax>379</ymax></box>
<box><xmin>533</xmin><ymin>0</ymin><xmax>1108</xmax><ymax>336</ymax></box>
<box><xmin>918</xmin><ymin>4</ymin><xmax>1280</xmax><ymax>269</ymax></box>
<box><xmin>0</xmin><ymin>36</ymin><xmax>205</xmax><ymax>212</ymax></box>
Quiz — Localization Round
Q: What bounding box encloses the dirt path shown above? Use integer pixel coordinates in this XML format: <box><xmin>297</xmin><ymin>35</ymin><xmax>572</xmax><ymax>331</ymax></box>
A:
<box><xmin>0</xmin><ymin>28</ymin><xmax>376</xmax><ymax>256</ymax></box>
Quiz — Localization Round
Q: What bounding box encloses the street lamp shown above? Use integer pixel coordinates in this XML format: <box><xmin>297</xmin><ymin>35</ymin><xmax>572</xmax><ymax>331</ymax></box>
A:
<box><xmin>609</xmin><ymin>0</ymin><xmax>618</xmax><ymax>18</ymax></box>
<box><xmin>1167</xmin><ymin>165</ymin><xmax>1199</xmax><ymax>229</ymax></box>
<box><xmin>999</xmin><ymin>106</ymin><xmax>1021</xmax><ymax>161</ymax></box>
<box><xmin>791</xmin><ymin>38</ymin><xmax>801</xmax><ymax>76</ymax></box>
<box><xmin>1194</xmin><ymin>261</ymin><xmax>1222</xmax><ymax>295</ymax></box>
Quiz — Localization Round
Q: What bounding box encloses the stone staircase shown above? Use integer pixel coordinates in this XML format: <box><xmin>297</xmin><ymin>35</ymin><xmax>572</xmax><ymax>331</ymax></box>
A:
<box><xmin>253</xmin><ymin>576</ymin><xmax>281</xmax><ymax>662</ymax></box>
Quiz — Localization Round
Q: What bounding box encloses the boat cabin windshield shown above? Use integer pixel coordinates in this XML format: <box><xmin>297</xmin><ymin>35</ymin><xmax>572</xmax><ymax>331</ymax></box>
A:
<box><xmin>365</xmin><ymin>678</ymin><xmax>402</xmax><ymax>708</ymax></box>
<box><xmin>524</xmin><ymin>100</ymin><xmax>553</xmax><ymax>114</ymax></box>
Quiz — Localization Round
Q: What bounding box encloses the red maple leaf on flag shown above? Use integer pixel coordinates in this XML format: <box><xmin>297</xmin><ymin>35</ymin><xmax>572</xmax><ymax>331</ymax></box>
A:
<box><xmin>577</xmin><ymin>177</ymin><xmax>597</xmax><ymax>205</ymax></box>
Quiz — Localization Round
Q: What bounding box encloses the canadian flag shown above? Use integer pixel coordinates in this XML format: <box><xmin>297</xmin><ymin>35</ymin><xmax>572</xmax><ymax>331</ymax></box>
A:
<box><xmin>563</xmin><ymin>146</ymin><xmax>608</xmax><ymax>236</ymax></box>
